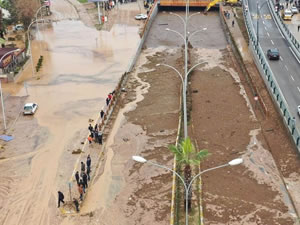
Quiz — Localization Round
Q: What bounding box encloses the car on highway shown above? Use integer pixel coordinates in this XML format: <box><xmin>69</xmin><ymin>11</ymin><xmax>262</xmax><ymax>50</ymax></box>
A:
<box><xmin>267</xmin><ymin>48</ymin><xmax>280</xmax><ymax>60</ymax></box>
<box><xmin>298</xmin><ymin>105</ymin><xmax>300</xmax><ymax>116</ymax></box>
<box><xmin>291</xmin><ymin>6</ymin><xmax>298</xmax><ymax>14</ymax></box>
<box><xmin>23</xmin><ymin>103</ymin><xmax>38</xmax><ymax>115</ymax></box>
<box><xmin>135</xmin><ymin>14</ymin><xmax>148</xmax><ymax>20</ymax></box>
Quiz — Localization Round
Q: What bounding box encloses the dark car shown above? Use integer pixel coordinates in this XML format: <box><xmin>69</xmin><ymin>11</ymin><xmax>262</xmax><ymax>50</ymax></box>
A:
<box><xmin>267</xmin><ymin>48</ymin><xmax>280</xmax><ymax>60</ymax></box>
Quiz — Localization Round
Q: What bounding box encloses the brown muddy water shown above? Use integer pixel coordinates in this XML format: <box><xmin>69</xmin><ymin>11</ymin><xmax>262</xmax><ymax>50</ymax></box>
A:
<box><xmin>0</xmin><ymin>1</ymin><xmax>141</xmax><ymax>224</ymax></box>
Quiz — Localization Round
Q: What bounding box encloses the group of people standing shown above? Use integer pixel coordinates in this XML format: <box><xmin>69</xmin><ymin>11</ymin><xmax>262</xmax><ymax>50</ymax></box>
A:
<box><xmin>57</xmin><ymin>155</ymin><xmax>92</xmax><ymax>213</ymax></box>
<box><xmin>88</xmin><ymin>123</ymin><xmax>103</xmax><ymax>144</ymax></box>
<box><xmin>74</xmin><ymin>155</ymin><xmax>92</xmax><ymax>212</ymax></box>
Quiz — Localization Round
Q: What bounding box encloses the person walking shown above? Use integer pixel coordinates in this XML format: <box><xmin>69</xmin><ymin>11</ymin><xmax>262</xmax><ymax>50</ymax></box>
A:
<box><xmin>88</xmin><ymin>124</ymin><xmax>93</xmax><ymax>133</ymax></box>
<box><xmin>94</xmin><ymin>123</ymin><xmax>98</xmax><ymax>132</ymax></box>
<box><xmin>94</xmin><ymin>131</ymin><xmax>99</xmax><ymax>143</ymax></box>
<box><xmin>98</xmin><ymin>131</ymin><xmax>103</xmax><ymax>145</ymax></box>
<box><xmin>100</xmin><ymin>110</ymin><xmax>105</xmax><ymax>118</ymax></box>
<box><xmin>87</xmin><ymin>155</ymin><xmax>91</xmax><ymax>171</ymax></box>
<box><xmin>87</xmin><ymin>166</ymin><xmax>91</xmax><ymax>181</ymax></box>
<box><xmin>106</xmin><ymin>97</ymin><xmax>110</xmax><ymax>106</ymax></box>
<box><xmin>81</xmin><ymin>162</ymin><xmax>85</xmax><ymax>177</ymax></box>
<box><xmin>298</xmin><ymin>24</ymin><xmax>300</xmax><ymax>32</ymax></box>
<box><xmin>75</xmin><ymin>171</ymin><xmax>80</xmax><ymax>186</ymax></box>
<box><xmin>58</xmin><ymin>191</ymin><xmax>65</xmax><ymax>208</ymax></box>
<box><xmin>232</xmin><ymin>20</ymin><xmax>235</xmax><ymax>27</ymax></box>
<box><xmin>73</xmin><ymin>198</ymin><xmax>80</xmax><ymax>212</ymax></box>
<box><xmin>82</xmin><ymin>172</ymin><xmax>88</xmax><ymax>188</ymax></box>
<box><xmin>78</xmin><ymin>184</ymin><xmax>84</xmax><ymax>201</ymax></box>
<box><xmin>79</xmin><ymin>179</ymin><xmax>86</xmax><ymax>193</ymax></box>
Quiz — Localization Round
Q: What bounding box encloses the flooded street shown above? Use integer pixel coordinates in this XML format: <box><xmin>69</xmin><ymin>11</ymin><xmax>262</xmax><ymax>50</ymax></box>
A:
<box><xmin>0</xmin><ymin>1</ymin><xmax>141</xmax><ymax>224</ymax></box>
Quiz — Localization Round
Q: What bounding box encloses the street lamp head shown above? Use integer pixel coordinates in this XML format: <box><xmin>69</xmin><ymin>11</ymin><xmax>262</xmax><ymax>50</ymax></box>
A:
<box><xmin>132</xmin><ymin>156</ymin><xmax>147</xmax><ymax>163</ymax></box>
<box><xmin>228</xmin><ymin>158</ymin><xmax>243</xmax><ymax>166</ymax></box>
<box><xmin>165</xmin><ymin>28</ymin><xmax>170</xmax><ymax>31</ymax></box>
<box><xmin>156</xmin><ymin>64</ymin><xmax>161</xmax><ymax>67</ymax></box>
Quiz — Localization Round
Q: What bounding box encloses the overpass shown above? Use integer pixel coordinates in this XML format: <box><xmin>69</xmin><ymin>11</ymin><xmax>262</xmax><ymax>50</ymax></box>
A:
<box><xmin>159</xmin><ymin>0</ymin><xmax>213</xmax><ymax>7</ymax></box>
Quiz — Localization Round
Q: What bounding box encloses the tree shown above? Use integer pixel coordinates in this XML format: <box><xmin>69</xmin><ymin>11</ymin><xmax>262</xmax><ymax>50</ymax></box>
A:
<box><xmin>169</xmin><ymin>137</ymin><xmax>209</xmax><ymax>179</ymax></box>
<box><xmin>14</xmin><ymin>0</ymin><xmax>39</xmax><ymax>27</ymax></box>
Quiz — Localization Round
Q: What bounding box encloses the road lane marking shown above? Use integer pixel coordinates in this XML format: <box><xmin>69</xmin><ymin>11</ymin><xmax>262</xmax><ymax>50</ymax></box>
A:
<box><xmin>291</xmin><ymin>75</ymin><xmax>294</xmax><ymax>81</ymax></box>
<box><xmin>280</xmin><ymin>56</ymin><xmax>283</xmax><ymax>61</ymax></box>
<box><xmin>265</xmin><ymin>26</ymin><xmax>267</xmax><ymax>31</ymax></box>
<box><xmin>267</xmin><ymin>32</ymin><xmax>270</xmax><ymax>36</ymax></box>
<box><xmin>289</xmin><ymin>46</ymin><xmax>300</xmax><ymax>64</ymax></box>
<box><xmin>285</xmin><ymin>65</ymin><xmax>289</xmax><ymax>71</ymax></box>
<box><xmin>298</xmin><ymin>87</ymin><xmax>300</xmax><ymax>92</ymax></box>
<box><xmin>271</xmin><ymin>40</ymin><xmax>274</xmax><ymax>45</ymax></box>
<box><xmin>263</xmin><ymin>20</ymin><xmax>265</xmax><ymax>24</ymax></box>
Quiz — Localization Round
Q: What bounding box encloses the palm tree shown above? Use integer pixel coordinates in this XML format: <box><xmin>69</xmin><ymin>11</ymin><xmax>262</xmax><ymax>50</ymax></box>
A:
<box><xmin>169</xmin><ymin>137</ymin><xmax>209</xmax><ymax>179</ymax></box>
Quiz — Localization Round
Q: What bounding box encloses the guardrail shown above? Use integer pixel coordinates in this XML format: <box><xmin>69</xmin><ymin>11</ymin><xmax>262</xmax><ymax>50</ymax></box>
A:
<box><xmin>267</xmin><ymin>0</ymin><xmax>300</xmax><ymax>61</ymax></box>
<box><xmin>243</xmin><ymin>0</ymin><xmax>300</xmax><ymax>154</ymax></box>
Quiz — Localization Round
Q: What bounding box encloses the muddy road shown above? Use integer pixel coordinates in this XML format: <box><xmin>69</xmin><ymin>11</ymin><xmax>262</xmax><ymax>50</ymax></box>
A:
<box><xmin>0</xmin><ymin>1</ymin><xmax>142</xmax><ymax>225</ymax></box>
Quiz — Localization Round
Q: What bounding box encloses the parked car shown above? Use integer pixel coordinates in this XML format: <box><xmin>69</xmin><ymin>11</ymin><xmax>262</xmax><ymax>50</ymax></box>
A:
<box><xmin>135</xmin><ymin>14</ymin><xmax>148</xmax><ymax>20</ymax></box>
<box><xmin>23</xmin><ymin>103</ymin><xmax>38</xmax><ymax>115</ymax></box>
<box><xmin>291</xmin><ymin>6</ymin><xmax>298</xmax><ymax>14</ymax></box>
<box><xmin>298</xmin><ymin>105</ymin><xmax>300</xmax><ymax>116</ymax></box>
<box><xmin>14</xmin><ymin>24</ymin><xmax>24</xmax><ymax>31</ymax></box>
<box><xmin>267</xmin><ymin>48</ymin><xmax>280</xmax><ymax>60</ymax></box>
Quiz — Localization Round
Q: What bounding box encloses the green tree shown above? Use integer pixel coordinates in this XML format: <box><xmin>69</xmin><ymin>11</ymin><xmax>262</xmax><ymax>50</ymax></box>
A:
<box><xmin>169</xmin><ymin>137</ymin><xmax>209</xmax><ymax>179</ymax></box>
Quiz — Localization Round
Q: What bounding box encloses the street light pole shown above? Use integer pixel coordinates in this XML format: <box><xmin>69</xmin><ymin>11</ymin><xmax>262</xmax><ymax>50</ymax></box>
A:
<box><xmin>0</xmin><ymin>49</ymin><xmax>20</xmax><ymax>131</ymax></box>
<box><xmin>167</xmin><ymin>12</ymin><xmax>201</xmax><ymax>139</ymax></box>
<box><xmin>132</xmin><ymin>156</ymin><xmax>243</xmax><ymax>225</ymax></box>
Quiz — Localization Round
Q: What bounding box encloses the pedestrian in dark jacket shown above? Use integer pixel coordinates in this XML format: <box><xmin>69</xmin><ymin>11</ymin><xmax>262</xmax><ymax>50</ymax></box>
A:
<box><xmin>82</xmin><ymin>172</ymin><xmax>88</xmax><ymax>188</ymax></box>
<box><xmin>106</xmin><ymin>97</ymin><xmax>110</xmax><ymax>106</ymax></box>
<box><xmin>58</xmin><ymin>191</ymin><xmax>65</xmax><ymax>207</ymax></box>
<box><xmin>87</xmin><ymin>166</ymin><xmax>91</xmax><ymax>181</ymax></box>
<box><xmin>88</xmin><ymin>124</ymin><xmax>93</xmax><ymax>132</ymax></box>
<box><xmin>98</xmin><ymin>131</ymin><xmax>103</xmax><ymax>145</ymax></box>
<box><xmin>100</xmin><ymin>110</ymin><xmax>105</xmax><ymax>119</ymax></box>
<box><xmin>87</xmin><ymin>155</ymin><xmax>91</xmax><ymax>170</ymax></box>
<box><xmin>73</xmin><ymin>198</ymin><xmax>80</xmax><ymax>212</ymax></box>
<box><xmin>94</xmin><ymin>131</ymin><xmax>99</xmax><ymax>143</ymax></box>
<box><xmin>75</xmin><ymin>171</ymin><xmax>80</xmax><ymax>186</ymax></box>
<box><xmin>94</xmin><ymin>123</ymin><xmax>98</xmax><ymax>132</ymax></box>
<box><xmin>81</xmin><ymin>162</ymin><xmax>85</xmax><ymax>176</ymax></box>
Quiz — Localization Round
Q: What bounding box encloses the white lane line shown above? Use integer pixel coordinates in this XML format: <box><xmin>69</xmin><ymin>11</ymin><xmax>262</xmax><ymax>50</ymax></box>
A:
<box><xmin>280</xmin><ymin>56</ymin><xmax>283</xmax><ymax>61</ymax></box>
<box><xmin>271</xmin><ymin>40</ymin><xmax>274</xmax><ymax>45</ymax></box>
<box><xmin>285</xmin><ymin>65</ymin><xmax>289</xmax><ymax>71</ymax></box>
<box><xmin>264</xmin><ymin>26</ymin><xmax>267</xmax><ymax>31</ymax></box>
<box><xmin>263</xmin><ymin>21</ymin><xmax>265</xmax><ymax>24</ymax></box>
<box><xmin>278</xmin><ymin>28</ymin><xmax>285</xmax><ymax>39</ymax></box>
<box><xmin>289</xmin><ymin>46</ymin><xmax>300</xmax><ymax>64</ymax></box>
<box><xmin>298</xmin><ymin>87</ymin><xmax>300</xmax><ymax>92</ymax></box>
<box><xmin>267</xmin><ymin>32</ymin><xmax>270</xmax><ymax>36</ymax></box>
<box><xmin>291</xmin><ymin>75</ymin><xmax>295</xmax><ymax>81</ymax></box>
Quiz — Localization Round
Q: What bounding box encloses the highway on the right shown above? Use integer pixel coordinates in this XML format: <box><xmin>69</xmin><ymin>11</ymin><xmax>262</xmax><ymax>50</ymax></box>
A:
<box><xmin>247</xmin><ymin>0</ymin><xmax>300</xmax><ymax>127</ymax></box>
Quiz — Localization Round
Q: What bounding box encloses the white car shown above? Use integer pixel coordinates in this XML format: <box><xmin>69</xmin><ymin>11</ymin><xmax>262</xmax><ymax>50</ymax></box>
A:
<box><xmin>14</xmin><ymin>24</ymin><xmax>24</xmax><ymax>31</ymax></box>
<box><xmin>23</xmin><ymin>103</ymin><xmax>38</xmax><ymax>115</ymax></box>
<box><xmin>291</xmin><ymin>6</ymin><xmax>298</xmax><ymax>14</ymax></box>
<box><xmin>135</xmin><ymin>14</ymin><xmax>148</xmax><ymax>20</ymax></box>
